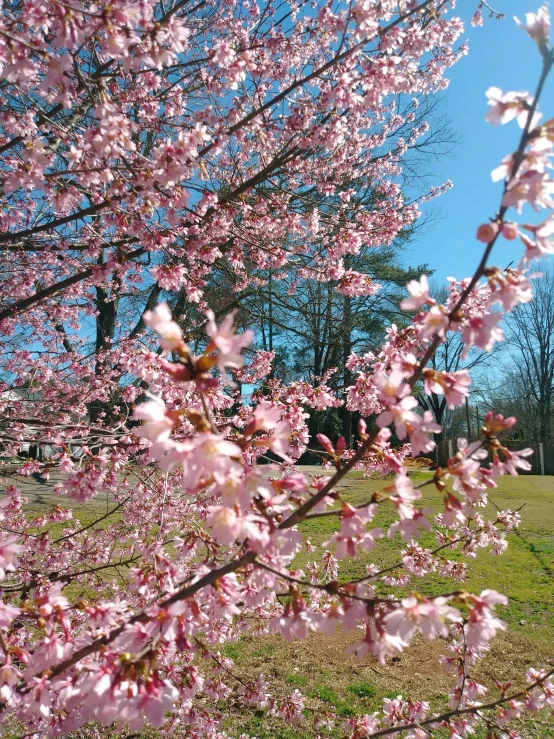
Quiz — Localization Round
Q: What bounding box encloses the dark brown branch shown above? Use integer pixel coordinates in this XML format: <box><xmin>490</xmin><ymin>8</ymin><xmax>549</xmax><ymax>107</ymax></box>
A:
<box><xmin>0</xmin><ymin>242</ymin><xmax>142</xmax><ymax>323</ymax></box>
<box><xmin>0</xmin><ymin>200</ymin><xmax>114</xmax><ymax>245</ymax></box>
<box><xmin>129</xmin><ymin>284</ymin><xmax>163</xmax><ymax>339</ymax></box>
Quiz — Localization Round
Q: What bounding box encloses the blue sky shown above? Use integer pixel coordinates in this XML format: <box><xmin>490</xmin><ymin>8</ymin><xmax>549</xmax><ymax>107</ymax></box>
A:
<box><xmin>407</xmin><ymin>0</ymin><xmax>554</xmax><ymax>282</ymax></box>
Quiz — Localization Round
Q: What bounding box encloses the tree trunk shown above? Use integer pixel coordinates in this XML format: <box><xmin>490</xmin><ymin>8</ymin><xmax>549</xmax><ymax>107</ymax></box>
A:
<box><xmin>342</xmin><ymin>295</ymin><xmax>352</xmax><ymax>446</ymax></box>
<box><xmin>89</xmin><ymin>253</ymin><xmax>120</xmax><ymax>424</ymax></box>
<box><xmin>432</xmin><ymin>395</ymin><xmax>446</xmax><ymax>444</ymax></box>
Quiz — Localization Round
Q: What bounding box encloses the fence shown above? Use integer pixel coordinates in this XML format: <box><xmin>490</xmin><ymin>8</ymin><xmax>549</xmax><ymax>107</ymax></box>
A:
<box><xmin>434</xmin><ymin>439</ymin><xmax>554</xmax><ymax>475</ymax></box>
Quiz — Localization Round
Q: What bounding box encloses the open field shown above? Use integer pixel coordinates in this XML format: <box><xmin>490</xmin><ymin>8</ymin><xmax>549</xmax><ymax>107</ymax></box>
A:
<box><xmin>1</xmin><ymin>466</ymin><xmax>553</xmax><ymax>738</ymax></box>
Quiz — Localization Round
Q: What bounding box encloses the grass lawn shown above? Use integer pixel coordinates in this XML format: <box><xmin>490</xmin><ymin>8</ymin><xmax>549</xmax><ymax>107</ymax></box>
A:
<box><xmin>219</xmin><ymin>469</ymin><xmax>554</xmax><ymax>739</ymax></box>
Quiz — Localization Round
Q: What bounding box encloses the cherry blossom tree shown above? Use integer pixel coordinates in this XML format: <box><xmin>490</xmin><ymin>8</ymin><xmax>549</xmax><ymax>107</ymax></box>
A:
<box><xmin>498</xmin><ymin>261</ymin><xmax>554</xmax><ymax>444</ymax></box>
<box><xmin>0</xmin><ymin>2</ymin><xmax>554</xmax><ymax>739</ymax></box>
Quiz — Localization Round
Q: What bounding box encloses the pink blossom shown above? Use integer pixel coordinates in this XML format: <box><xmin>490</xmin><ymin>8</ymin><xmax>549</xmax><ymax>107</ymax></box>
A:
<box><xmin>493</xmin><ymin>446</ymin><xmax>534</xmax><ymax>477</ymax></box>
<box><xmin>235</xmin><ymin>350</ymin><xmax>275</xmax><ymax>383</ymax></box>
<box><xmin>416</xmin><ymin>305</ymin><xmax>450</xmax><ymax>340</ymax></box>
<box><xmin>0</xmin><ymin>535</ymin><xmax>25</xmax><ymax>579</ymax></box>
<box><xmin>273</xmin><ymin>688</ymin><xmax>305</xmax><ymax>721</ymax></box>
<box><xmin>441</xmin><ymin>492</ymin><xmax>468</xmax><ymax>527</ymax></box>
<box><xmin>205</xmin><ymin>310</ymin><xmax>254</xmax><ymax>381</ymax></box>
<box><xmin>377</xmin><ymin>395</ymin><xmax>419</xmax><ymax>439</ymax></box>
<box><xmin>402</xmin><ymin>543</ymin><xmax>437</xmax><ymax>576</ymax></box>
<box><xmin>0</xmin><ymin>658</ymin><xmax>21</xmax><ymax>704</ymax></box>
<box><xmin>407</xmin><ymin>411</ymin><xmax>442</xmax><ymax>456</ymax></box>
<box><xmin>497</xmin><ymin>509</ymin><xmax>522</xmax><ymax>530</ymax></box>
<box><xmin>483</xmin><ymin>411</ymin><xmax>518</xmax><ymax>434</ymax></box>
<box><xmin>132</xmin><ymin>396</ymin><xmax>175</xmax><ymax>443</ymax></box>
<box><xmin>486</xmin><ymin>268</ymin><xmax>533</xmax><ymax>311</ymax></box>
<box><xmin>501</xmin><ymin>221</ymin><xmax>519</xmax><ymax>240</ymax></box>
<box><xmin>317</xmin><ymin>433</ymin><xmax>334</xmax><ymax>453</ymax></box>
<box><xmin>461</xmin><ymin>311</ymin><xmax>504</xmax><ymax>352</ymax></box>
<box><xmin>388</xmin><ymin>506</ymin><xmax>433</xmax><ymax>543</ymax></box>
<box><xmin>423</xmin><ymin>369</ymin><xmax>470</xmax><ymax>408</ymax></box>
<box><xmin>126</xmin><ymin>676</ymin><xmax>179</xmax><ymax>728</ymax></box>
<box><xmin>485</xmin><ymin>88</ymin><xmax>533</xmax><ymax>127</ymax></box>
<box><xmin>269</xmin><ymin>527</ymin><xmax>303</xmax><ymax>556</ymax></box>
<box><xmin>18</xmin><ymin>459</ymin><xmax>44</xmax><ymax>477</ymax></box>
<box><xmin>348</xmin><ymin>619</ymin><xmax>404</xmax><ymax>664</ymax></box>
<box><xmin>21</xmin><ymin>675</ymin><xmax>53</xmax><ymax>719</ymax></box>
<box><xmin>347</xmin><ymin>712</ymin><xmax>381</xmax><ymax>736</ymax></box>
<box><xmin>544</xmin><ymin>679</ymin><xmax>554</xmax><ymax>708</ymax></box>
<box><xmin>266</xmin><ymin>420</ymin><xmax>293</xmax><ymax>461</ymax></box>
<box><xmin>515</xmin><ymin>6</ymin><xmax>550</xmax><ymax>48</ymax></box>
<box><xmin>150</xmin><ymin>264</ymin><xmax>187</xmax><ymax>291</ymax></box>
<box><xmin>471</xmin><ymin>8</ymin><xmax>484</xmax><ymax>27</ymax></box>
<box><xmin>328</xmin><ymin>526</ymin><xmax>384</xmax><ymax>560</ymax></box>
<box><xmin>211</xmin><ymin>40</ymin><xmax>237</xmax><ymax>68</ymax></box>
<box><xmin>401</xmin><ymin>274</ymin><xmax>430</xmax><ymax>311</ymax></box>
<box><xmin>248</xmin><ymin>401</ymin><xmax>284</xmax><ymax>433</ymax></box>
<box><xmin>497</xmin><ymin>699</ymin><xmax>525</xmax><ymax>725</ymax></box>
<box><xmin>0</xmin><ymin>3</ymin><xmax>551</xmax><ymax>735</ymax></box>
<box><xmin>36</xmin><ymin>583</ymin><xmax>69</xmax><ymax>619</ymax></box>
<box><xmin>207</xmin><ymin>506</ymin><xmax>269</xmax><ymax>546</ymax></box>
<box><xmin>0</xmin><ymin>600</ymin><xmax>20</xmax><ymax>628</ymax></box>
<box><xmin>143</xmin><ymin>303</ymin><xmax>185</xmax><ymax>352</ymax></box>
<box><xmin>503</xmin><ymin>170</ymin><xmax>554</xmax><ymax>212</ymax></box>
<box><xmin>185</xmin><ymin>432</ymin><xmax>242</xmax><ymax>485</ymax></box>
<box><xmin>520</xmin><ymin>217</ymin><xmax>554</xmax><ymax>260</ymax></box>
<box><xmin>336</xmin><ymin>270</ymin><xmax>381</xmax><ymax>297</ymax></box>
<box><xmin>206</xmin><ymin>507</ymin><xmax>242</xmax><ymax>546</ymax></box>
<box><xmin>383</xmin><ymin>571</ymin><xmax>410</xmax><ymax>587</ymax></box>
<box><xmin>388</xmin><ymin>473</ymin><xmax>422</xmax><ymax>517</ymax></box>
<box><xmin>465</xmin><ymin>590</ymin><xmax>508</xmax><ymax>646</ymax></box>
<box><xmin>384</xmin><ymin>595</ymin><xmax>460</xmax><ymax>645</ymax></box>
<box><xmin>242</xmin><ymin>674</ymin><xmax>270</xmax><ymax>709</ymax></box>
<box><xmin>271</xmin><ymin>598</ymin><xmax>313</xmax><ymax>642</ymax></box>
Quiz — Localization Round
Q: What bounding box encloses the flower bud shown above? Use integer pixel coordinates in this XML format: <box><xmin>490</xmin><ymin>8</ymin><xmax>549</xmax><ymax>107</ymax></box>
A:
<box><xmin>476</xmin><ymin>222</ymin><xmax>499</xmax><ymax>243</ymax></box>
<box><xmin>316</xmin><ymin>433</ymin><xmax>334</xmax><ymax>453</ymax></box>
<box><xmin>500</xmin><ymin>222</ymin><xmax>518</xmax><ymax>240</ymax></box>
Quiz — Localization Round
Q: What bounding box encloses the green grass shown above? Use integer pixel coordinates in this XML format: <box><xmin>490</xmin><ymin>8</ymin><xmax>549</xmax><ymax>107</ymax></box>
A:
<box><xmin>311</xmin><ymin>685</ymin><xmax>339</xmax><ymax>704</ymax></box>
<box><xmin>286</xmin><ymin>673</ymin><xmax>310</xmax><ymax>687</ymax></box>
<box><xmin>231</xmin><ymin>716</ymin><xmax>314</xmax><ymax>739</ymax></box>
<box><xmin>251</xmin><ymin>643</ymin><xmax>276</xmax><ymax>658</ymax></box>
<box><xmin>347</xmin><ymin>681</ymin><xmax>377</xmax><ymax>699</ymax></box>
<box><xmin>221</xmin><ymin>642</ymin><xmax>243</xmax><ymax>661</ymax></box>
<box><xmin>294</xmin><ymin>470</ymin><xmax>554</xmax><ymax>639</ymax></box>
<box><xmin>529</xmin><ymin>540</ymin><xmax>554</xmax><ymax>554</ymax></box>
<box><xmin>223</xmin><ymin>470</ymin><xmax>554</xmax><ymax>739</ymax></box>
<box><xmin>307</xmin><ymin>685</ymin><xmax>356</xmax><ymax>717</ymax></box>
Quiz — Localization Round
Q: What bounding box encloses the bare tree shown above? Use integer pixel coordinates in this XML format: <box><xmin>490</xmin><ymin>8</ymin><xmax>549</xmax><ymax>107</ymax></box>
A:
<box><xmin>499</xmin><ymin>262</ymin><xmax>554</xmax><ymax>443</ymax></box>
